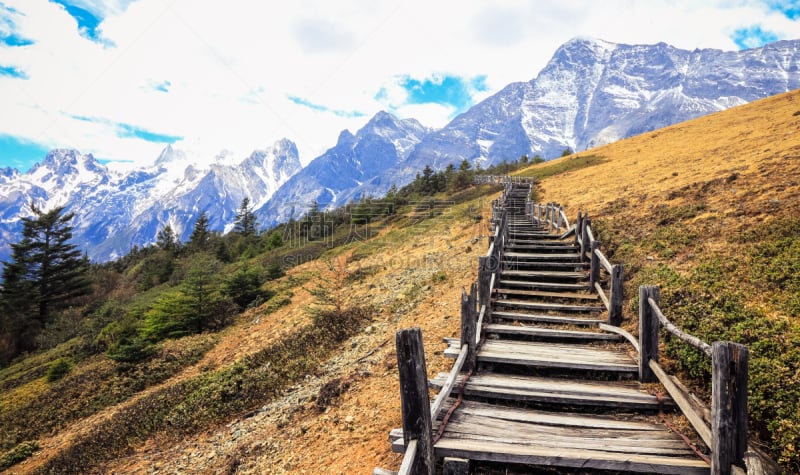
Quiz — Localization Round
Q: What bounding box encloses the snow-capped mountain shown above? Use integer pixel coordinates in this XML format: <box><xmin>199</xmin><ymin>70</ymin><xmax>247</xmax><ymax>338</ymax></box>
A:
<box><xmin>401</xmin><ymin>37</ymin><xmax>800</xmax><ymax>173</ymax></box>
<box><xmin>1</xmin><ymin>37</ymin><xmax>799</xmax><ymax>263</ymax></box>
<box><xmin>258</xmin><ymin>111</ymin><xmax>431</xmax><ymax>226</ymax></box>
<box><xmin>260</xmin><ymin>38</ymin><xmax>800</xmax><ymax>225</ymax></box>
<box><xmin>0</xmin><ymin>141</ymin><xmax>301</xmax><ymax>262</ymax></box>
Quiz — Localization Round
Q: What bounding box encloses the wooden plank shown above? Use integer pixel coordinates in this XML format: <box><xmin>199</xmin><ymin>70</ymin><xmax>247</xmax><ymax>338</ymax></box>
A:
<box><xmin>505</xmin><ymin>244</ymin><xmax>580</xmax><ymax>251</ymax></box>
<box><xmin>433</xmin><ymin>438</ymin><xmax>710</xmax><ymax>475</ymax></box>
<box><xmin>397</xmin><ymin>439</ymin><xmax>417</xmax><ymax>475</ymax></box>
<box><xmin>492</xmin><ymin>298</ymin><xmax>604</xmax><ymax>313</ymax></box>
<box><xmin>430</xmin><ymin>343</ymin><xmax>467</xmax><ymax>421</ymax></box>
<box><xmin>395</xmin><ymin>329</ymin><xmax>434</xmax><ymax>475</ymax></box>
<box><xmin>595</xmin><ymin>247</ymin><xmax>614</xmax><ymax>274</ymax></box>
<box><xmin>484</xmin><ymin>323</ymin><xmax>620</xmax><ymax>341</ymax></box>
<box><xmin>711</xmin><ymin>342</ymin><xmax>749</xmax><ymax>475</ymax></box>
<box><xmin>503</xmin><ymin>251</ymin><xmax>581</xmax><ymax>261</ymax></box>
<box><xmin>595</xmin><ymin>281</ymin><xmax>611</xmax><ymax>309</ymax></box>
<box><xmin>501</xmin><ymin>269</ymin><xmax>587</xmax><ymax>279</ymax></box>
<box><xmin>649</xmin><ymin>297</ymin><xmax>712</xmax><ymax>357</ymax></box>
<box><xmin>440</xmin><ymin>420</ymin><xmax>694</xmax><ymax>454</ymax></box>
<box><xmin>498</xmin><ymin>279</ymin><xmax>591</xmax><ymax>291</ymax></box>
<box><xmin>491</xmin><ymin>310</ymin><xmax>603</xmax><ymax>325</ymax></box>
<box><xmin>444</xmin><ymin>400</ymin><xmax>661</xmax><ymax>431</ymax></box>
<box><xmin>479</xmin><ymin>340</ymin><xmax>634</xmax><ymax>362</ymax></box>
<box><xmin>494</xmin><ymin>288</ymin><xmax>599</xmax><ymax>300</ymax></box>
<box><xmin>502</xmin><ymin>260</ymin><xmax>589</xmax><ymax>269</ymax></box>
<box><xmin>477</xmin><ymin>340</ymin><xmax>639</xmax><ymax>373</ymax></box>
<box><xmin>650</xmin><ymin>359</ymin><xmax>713</xmax><ymax>448</ymax></box>
<box><xmin>429</xmin><ymin>373</ymin><xmax>672</xmax><ymax>409</ymax></box>
<box><xmin>599</xmin><ymin>323</ymin><xmax>641</xmax><ymax>353</ymax></box>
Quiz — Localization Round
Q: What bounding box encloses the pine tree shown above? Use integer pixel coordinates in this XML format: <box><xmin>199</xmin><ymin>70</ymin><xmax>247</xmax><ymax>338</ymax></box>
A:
<box><xmin>188</xmin><ymin>212</ymin><xmax>211</xmax><ymax>252</ymax></box>
<box><xmin>234</xmin><ymin>198</ymin><xmax>257</xmax><ymax>237</ymax></box>
<box><xmin>156</xmin><ymin>224</ymin><xmax>179</xmax><ymax>252</ymax></box>
<box><xmin>0</xmin><ymin>204</ymin><xmax>91</xmax><ymax>354</ymax></box>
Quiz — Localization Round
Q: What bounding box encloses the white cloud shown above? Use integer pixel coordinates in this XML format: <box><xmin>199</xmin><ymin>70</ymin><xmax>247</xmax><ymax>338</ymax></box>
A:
<box><xmin>0</xmin><ymin>0</ymin><xmax>797</xmax><ymax>170</ymax></box>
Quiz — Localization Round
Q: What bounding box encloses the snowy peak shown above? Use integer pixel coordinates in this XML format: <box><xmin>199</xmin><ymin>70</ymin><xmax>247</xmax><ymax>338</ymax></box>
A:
<box><xmin>258</xmin><ymin>111</ymin><xmax>431</xmax><ymax>225</ymax></box>
<box><xmin>403</xmin><ymin>37</ymin><xmax>800</xmax><ymax>170</ymax></box>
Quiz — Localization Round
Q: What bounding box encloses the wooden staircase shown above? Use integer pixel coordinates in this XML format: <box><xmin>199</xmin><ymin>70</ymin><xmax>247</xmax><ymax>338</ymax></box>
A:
<box><xmin>388</xmin><ymin>184</ymin><xmax>711</xmax><ymax>474</ymax></box>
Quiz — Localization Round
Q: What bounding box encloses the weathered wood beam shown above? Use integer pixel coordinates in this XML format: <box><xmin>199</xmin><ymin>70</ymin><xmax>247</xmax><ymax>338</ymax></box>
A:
<box><xmin>609</xmin><ymin>264</ymin><xmax>624</xmax><ymax>326</ymax></box>
<box><xmin>639</xmin><ymin>286</ymin><xmax>660</xmax><ymax>383</ymax></box>
<box><xmin>395</xmin><ymin>328</ymin><xmax>434</xmax><ymax>475</ymax></box>
<box><xmin>711</xmin><ymin>341</ymin><xmax>749</xmax><ymax>475</ymax></box>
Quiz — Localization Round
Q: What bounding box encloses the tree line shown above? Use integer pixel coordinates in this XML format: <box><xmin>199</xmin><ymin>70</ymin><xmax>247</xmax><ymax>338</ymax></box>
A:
<box><xmin>0</xmin><ymin>154</ymin><xmax>538</xmax><ymax>366</ymax></box>
<box><xmin>0</xmin><ymin>197</ymin><xmax>280</xmax><ymax>365</ymax></box>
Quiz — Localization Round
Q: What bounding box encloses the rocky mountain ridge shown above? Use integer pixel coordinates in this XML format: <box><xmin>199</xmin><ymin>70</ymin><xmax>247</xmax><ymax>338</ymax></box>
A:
<box><xmin>2</xmin><ymin>37</ymin><xmax>799</xmax><ymax>261</ymax></box>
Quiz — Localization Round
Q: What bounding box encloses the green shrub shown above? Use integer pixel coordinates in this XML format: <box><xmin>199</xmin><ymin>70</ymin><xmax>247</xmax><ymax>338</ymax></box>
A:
<box><xmin>46</xmin><ymin>358</ymin><xmax>73</xmax><ymax>382</ymax></box>
<box><xmin>0</xmin><ymin>440</ymin><xmax>39</xmax><ymax>471</ymax></box>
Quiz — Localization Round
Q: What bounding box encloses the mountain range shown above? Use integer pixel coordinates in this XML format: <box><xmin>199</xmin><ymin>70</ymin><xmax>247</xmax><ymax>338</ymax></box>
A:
<box><xmin>1</xmin><ymin>37</ymin><xmax>799</xmax><ymax>262</ymax></box>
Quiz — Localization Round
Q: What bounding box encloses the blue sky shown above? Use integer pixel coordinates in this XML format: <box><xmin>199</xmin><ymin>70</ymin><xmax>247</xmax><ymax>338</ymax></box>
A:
<box><xmin>0</xmin><ymin>0</ymin><xmax>799</xmax><ymax>171</ymax></box>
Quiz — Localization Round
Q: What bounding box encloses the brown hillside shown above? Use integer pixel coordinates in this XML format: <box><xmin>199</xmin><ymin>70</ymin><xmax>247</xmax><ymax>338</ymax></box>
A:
<box><xmin>7</xmin><ymin>89</ymin><xmax>799</xmax><ymax>474</ymax></box>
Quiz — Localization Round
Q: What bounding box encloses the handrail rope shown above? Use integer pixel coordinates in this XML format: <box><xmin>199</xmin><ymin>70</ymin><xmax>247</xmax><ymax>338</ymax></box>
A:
<box><xmin>648</xmin><ymin>297</ymin><xmax>712</xmax><ymax>357</ymax></box>
<box><xmin>433</xmin><ymin>368</ymin><xmax>474</xmax><ymax>445</ymax></box>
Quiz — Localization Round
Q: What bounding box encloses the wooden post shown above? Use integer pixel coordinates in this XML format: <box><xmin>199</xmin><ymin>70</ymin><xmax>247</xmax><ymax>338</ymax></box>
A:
<box><xmin>478</xmin><ymin>256</ymin><xmax>490</xmax><ymax>311</ymax></box>
<box><xmin>589</xmin><ymin>240</ymin><xmax>600</xmax><ymax>289</ymax></box>
<box><xmin>580</xmin><ymin>217</ymin><xmax>591</xmax><ymax>263</ymax></box>
<box><xmin>711</xmin><ymin>341</ymin><xmax>749</xmax><ymax>475</ymax></box>
<box><xmin>460</xmin><ymin>288</ymin><xmax>477</xmax><ymax>372</ymax></box>
<box><xmin>395</xmin><ymin>328</ymin><xmax>435</xmax><ymax>475</ymax></box>
<box><xmin>575</xmin><ymin>212</ymin><xmax>583</xmax><ymax>246</ymax></box>
<box><xmin>638</xmin><ymin>286</ymin><xmax>659</xmax><ymax>383</ymax></box>
<box><xmin>556</xmin><ymin>207</ymin><xmax>563</xmax><ymax>232</ymax></box>
<box><xmin>609</xmin><ymin>264</ymin><xmax>624</xmax><ymax>326</ymax></box>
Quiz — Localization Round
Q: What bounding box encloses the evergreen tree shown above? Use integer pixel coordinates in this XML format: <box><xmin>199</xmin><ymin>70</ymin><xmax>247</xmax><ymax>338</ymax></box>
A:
<box><xmin>156</xmin><ymin>224</ymin><xmax>179</xmax><ymax>252</ymax></box>
<box><xmin>0</xmin><ymin>204</ymin><xmax>91</xmax><ymax>355</ymax></box>
<box><xmin>188</xmin><ymin>212</ymin><xmax>211</xmax><ymax>252</ymax></box>
<box><xmin>234</xmin><ymin>198</ymin><xmax>257</xmax><ymax>237</ymax></box>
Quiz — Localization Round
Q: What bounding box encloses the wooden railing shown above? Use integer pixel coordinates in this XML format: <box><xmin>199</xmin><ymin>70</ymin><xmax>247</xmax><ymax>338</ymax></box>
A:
<box><xmin>574</xmin><ymin>212</ymin><xmax>625</xmax><ymax>326</ymax></box>
<box><xmin>376</xmin><ymin>177</ymin><xmax>772</xmax><ymax>475</ymax></box>
<box><xmin>473</xmin><ymin>175</ymin><xmax>534</xmax><ymax>185</ymax></box>
<box><xmin>527</xmin><ymin>203</ymin><xmax>623</xmax><ymax>326</ymax></box>
<box><xmin>638</xmin><ymin>285</ymin><xmax>756</xmax><ymax>475</ymax></box>
<box><xmin>527</xmin><ymin>201</ymin><xmax>570</xmax><ymax>235</ymax></box>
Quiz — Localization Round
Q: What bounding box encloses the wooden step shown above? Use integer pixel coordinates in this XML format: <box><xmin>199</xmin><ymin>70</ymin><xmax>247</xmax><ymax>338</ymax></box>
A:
<box><xmin>397</xmin><ymin>401</ymin><xmax>709</xmax><ymax>474</ymax></box>
<box><xmin>444</xmin><ymin>339</ymin><xmax>638</xmax><ymax>374</ymax></box>
<box><xmin>494</xmin><ymin>288</ymin><xmax>599</xmax><ymax>300</ymax></box>
<box><xmin>502</xmin><ymin>261</ymin><xmax>587</xmax><ymax>270</ymax></box>
<box><xmin>484</xmin><ymin>323</ymin><xmax>620</xmax><ymax>341</ymax></box>
<box><xmin>498</xmin><ymin>280</ymin><xmax>592</xmax><ymax>291</ymax></box>
<box><xmin>490</xmin><ymin>311</ymin><xmax>604</xmax><ymax>325</ymax></box>
<box><xmin>508</xmin><ymin>238</ymin><xmax>571</xmax><ymax>244</ymax></box>
<box><xmin>501</xmin><ymin>269</ymin><xmax>587</xmax><ymax>280</ymax></box>
<box><xmin>493</xmin><ymin>298</ymin><xmax>605</xmax><ymax>313</ymax></box>
<box><xmin>503</xmin><ymin>251</ymin><xmax>581</xmax><ymax>260</ymax></box>
<box><xmin>429</xmin><ymin>372</ymin><xmax>673</xmax><ymax>410</ymax></box>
